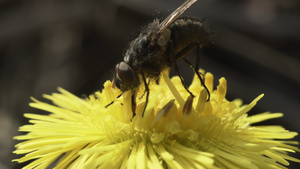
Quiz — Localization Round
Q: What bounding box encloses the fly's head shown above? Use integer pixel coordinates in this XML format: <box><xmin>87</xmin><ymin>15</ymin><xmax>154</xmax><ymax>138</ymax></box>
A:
<box><xmin>113</xmin><ymin>61</ymin><xmax>140</xmax><ymax>92</ymax></box>
<box><xmin>113</xmin><ymin>21</ymin><xmax>171</xmax><ymax>92</ymax></box>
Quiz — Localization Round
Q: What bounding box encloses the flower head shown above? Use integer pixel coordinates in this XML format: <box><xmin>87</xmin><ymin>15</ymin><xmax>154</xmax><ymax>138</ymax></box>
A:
<box><xmin>13</xmin><ymin>71</ymin><xmax>300</xmax><ymax>169</ymax></box>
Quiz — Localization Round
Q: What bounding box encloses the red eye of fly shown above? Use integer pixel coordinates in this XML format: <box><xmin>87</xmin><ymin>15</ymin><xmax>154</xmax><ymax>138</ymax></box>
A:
<box><xmin>114</xmin><ymin>62</ymin><xmax>140</xmax><ymax>91</ymax></box>
<box><xmin>116</xmin><ymin>62</ymin><xmax>135</xmax><ymax>84</ymax></box>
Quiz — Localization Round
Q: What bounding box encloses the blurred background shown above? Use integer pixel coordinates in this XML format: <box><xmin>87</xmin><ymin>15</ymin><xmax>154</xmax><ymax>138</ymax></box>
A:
<box><xmin>1</xmin><ymin>0</ymin><xmax>300</xmax><ymax>168</ymax></box>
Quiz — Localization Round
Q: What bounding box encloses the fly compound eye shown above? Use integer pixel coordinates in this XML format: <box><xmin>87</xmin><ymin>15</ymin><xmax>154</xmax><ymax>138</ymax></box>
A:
<box><xmin>114</xmin><ymin>62</ymin><xmax>140</xmax><ymax>91</ymax></box>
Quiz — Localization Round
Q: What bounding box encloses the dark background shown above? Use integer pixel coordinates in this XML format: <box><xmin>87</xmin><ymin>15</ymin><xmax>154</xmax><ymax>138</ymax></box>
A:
<box><xmin>1</xmin><ymin>0</ymin><xmax>300</xmax><ymax>168</ymax></box>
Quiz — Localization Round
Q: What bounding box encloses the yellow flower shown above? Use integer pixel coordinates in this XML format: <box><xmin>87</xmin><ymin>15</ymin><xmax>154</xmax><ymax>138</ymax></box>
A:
<box><xmin>13</xmin><ymin>71</ymin><xmax>300</xmax><ymax>169</ymax></box>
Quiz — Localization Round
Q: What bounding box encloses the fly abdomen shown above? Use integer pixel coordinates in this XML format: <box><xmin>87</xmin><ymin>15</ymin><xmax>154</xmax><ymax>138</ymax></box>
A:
<box><xmin>168</xmin><ymin>17</ymin><xmax>213</xmax><ymax>59</ymax></box>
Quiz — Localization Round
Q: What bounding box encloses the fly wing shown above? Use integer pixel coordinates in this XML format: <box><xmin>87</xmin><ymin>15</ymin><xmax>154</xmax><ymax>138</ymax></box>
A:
<box><xmin>157</xmin><ymin>0</ymin><xmax>198</xmax><ymax>35</ymax></box>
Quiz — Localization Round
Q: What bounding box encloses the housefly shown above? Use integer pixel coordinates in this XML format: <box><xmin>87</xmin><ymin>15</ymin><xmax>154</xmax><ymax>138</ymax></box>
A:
<box><xmin>109</xmin><ymin>0</ymin><xmax>214</xmax><ymax>117</ymax></box>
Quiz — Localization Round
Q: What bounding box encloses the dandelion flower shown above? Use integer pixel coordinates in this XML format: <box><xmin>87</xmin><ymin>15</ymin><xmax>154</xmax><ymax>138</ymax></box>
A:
<box><xmin>13</xmin><ymin>71</ymin><xmax>300</xmax><ymax>169</ymax></box>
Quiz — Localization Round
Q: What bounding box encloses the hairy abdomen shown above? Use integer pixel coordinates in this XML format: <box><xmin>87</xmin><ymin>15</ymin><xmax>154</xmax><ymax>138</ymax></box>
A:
<box><xmin>168</xmin><ymin>17</ymin><xmax>213</xmax><ymax>58</ymax></box>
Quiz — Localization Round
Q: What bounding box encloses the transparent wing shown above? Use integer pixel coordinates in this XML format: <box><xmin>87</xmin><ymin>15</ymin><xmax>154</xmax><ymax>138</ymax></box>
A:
<box><xmin>157</xmin><ymin>0</ymin><xmax>198</xmax><ymax>34</ymax></box>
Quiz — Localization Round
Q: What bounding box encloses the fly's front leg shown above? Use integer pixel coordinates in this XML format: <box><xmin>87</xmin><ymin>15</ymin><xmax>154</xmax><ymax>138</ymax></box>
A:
<box><xmin>140</xmin><ymin>69</ymin><xmax>150</xmax><ymax>117</ymax></box>
<box><xmin>105</xmin><ymin>92</ymin><xmax>124</xmax><ymax>108</ymax></box>
<box><xmin>138</xmin><ymin>80</ymin><xmax>150</xmax><ymax>100</ymax></box>
<box><xmin>131</xmin><ymin>93</ymin><xmax>136</xmax><ymax>117</ymax></box>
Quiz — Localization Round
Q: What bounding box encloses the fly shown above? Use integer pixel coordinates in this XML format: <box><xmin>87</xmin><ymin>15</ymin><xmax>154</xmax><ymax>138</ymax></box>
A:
<box><xmin>109</xmin><ymin>0</ymin><xmax>214</xmax><ymax>117</ymax></box>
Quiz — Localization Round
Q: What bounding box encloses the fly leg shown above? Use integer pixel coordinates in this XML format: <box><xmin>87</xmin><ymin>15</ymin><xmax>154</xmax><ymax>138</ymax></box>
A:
<box><xmin>131</xmin><ymin>93</ymin><xmax>136</xmax><ymax>117</ymax></box>
<box><xmin>174</xmin><ymin>41</ymin><xmax>210</xmax><ymax>101</ymax></box>
<box><xmin>140</xmin><ymin>68</ymin><xmax>150</xmax><ymax>117</ymax></box>
<box><xmin>182</xmin><ymin>57</ymin><xmax>210</xmax><ymax>101</ymax></box>
<box><xmin>138</xmin><ymin>80</ymin><xmax>150</xmax><ymax>100</ymax></box>
<box><xmin>105</xmin><ymin>92</ymin><xmax>124</xmax><ymax>108</ymax></box>
<box><xmin>170</xmin><ymin>41</ymin><xmax>195</xmax><ymax>98</ymax></box>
